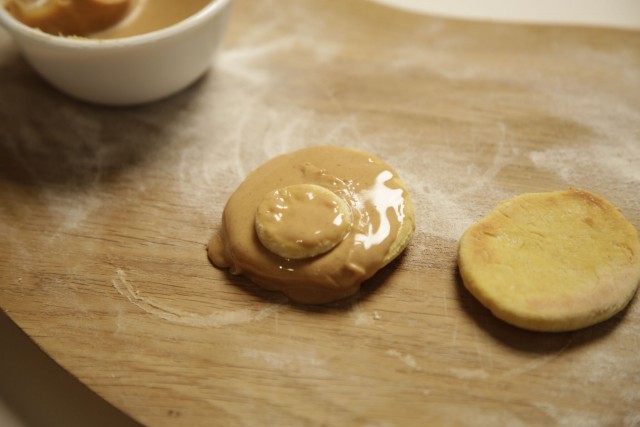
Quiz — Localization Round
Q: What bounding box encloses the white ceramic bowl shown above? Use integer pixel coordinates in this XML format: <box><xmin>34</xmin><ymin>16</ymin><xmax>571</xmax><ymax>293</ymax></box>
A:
<box><xmin>0</xmin><ymin>0</ymin><xmax>232</xmax><ymax>105</ymax></box>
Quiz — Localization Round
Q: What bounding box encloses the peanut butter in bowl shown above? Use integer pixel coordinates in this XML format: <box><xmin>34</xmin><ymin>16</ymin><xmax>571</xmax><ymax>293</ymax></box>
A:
<box><xmin>4</xmin><ymin>0</ymin><xmax>214</xmax><ymax>38</ymax></box>
<box><xmin>0</xmin><ymin>0</ymin><xmax>232</xmax><ymax>105</ymax></box>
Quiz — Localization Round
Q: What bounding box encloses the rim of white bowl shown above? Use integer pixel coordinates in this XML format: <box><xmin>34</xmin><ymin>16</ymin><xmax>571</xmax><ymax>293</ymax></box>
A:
<box><xmin>0</xmin><ymin>0</ymin><xmax>232</xmax><ymax>48</ymax></box>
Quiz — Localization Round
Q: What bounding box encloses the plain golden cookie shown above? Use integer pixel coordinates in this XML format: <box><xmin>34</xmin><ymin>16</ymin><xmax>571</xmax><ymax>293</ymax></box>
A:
<box><xmin>458</xmin><ymin>189</ymin><xmax>640</xmax><ymax>332</ymax></box>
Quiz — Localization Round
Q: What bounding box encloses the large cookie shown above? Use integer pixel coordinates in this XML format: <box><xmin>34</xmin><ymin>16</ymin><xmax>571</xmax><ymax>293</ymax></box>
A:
<box><xmin>208</xmin><ymin>146</ymin><xmax>415</xmax><ymax>304</ymax></box>
<box><xmin>458</xmin><ymin>189</ymin><xmax>640</xmax><ymax>332</ymax></box>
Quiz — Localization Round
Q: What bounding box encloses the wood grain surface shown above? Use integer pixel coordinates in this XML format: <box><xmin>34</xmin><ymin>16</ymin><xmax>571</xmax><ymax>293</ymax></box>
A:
<box><xmin>1</xmin><ymin>0</ymin><xmax>639</xmax><ymax>425</ymax></box>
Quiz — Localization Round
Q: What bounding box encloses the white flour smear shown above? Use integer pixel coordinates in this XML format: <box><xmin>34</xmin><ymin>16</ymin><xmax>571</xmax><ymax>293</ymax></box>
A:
<box><xmin>386</xmin><ymin>349</ymin><xmax>423</xmax><ymax>371</ymax></box>
<box><xmin>112</xmin><ymin>268</ymin><xmax>281</xmax><ymax>328</ymax></box>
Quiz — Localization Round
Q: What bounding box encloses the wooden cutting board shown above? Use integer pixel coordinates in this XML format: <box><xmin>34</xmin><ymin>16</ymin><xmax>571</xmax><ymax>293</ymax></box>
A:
<box><xmin>1</xmin><ymin>0</ymin><xmax>639</xmax><ymax>425</ymax></box>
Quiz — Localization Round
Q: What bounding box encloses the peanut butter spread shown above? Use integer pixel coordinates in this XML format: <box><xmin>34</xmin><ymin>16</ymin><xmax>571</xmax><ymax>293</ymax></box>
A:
<box><xmin>208</xmin><ymin>146</ymin><xmax>415</xmax><ymax>304</ymax></box>
<box><xmin>5</xmin><ymin>0</ymin><xmax>211</xmax><ymax>38</ymax></box>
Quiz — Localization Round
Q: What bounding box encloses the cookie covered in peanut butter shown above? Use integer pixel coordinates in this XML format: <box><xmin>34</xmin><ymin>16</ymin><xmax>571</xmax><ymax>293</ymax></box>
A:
<box><xmin>208</xmin><ymin>146</ymin><xmax>415</xmax><ymax>304</ymax></box>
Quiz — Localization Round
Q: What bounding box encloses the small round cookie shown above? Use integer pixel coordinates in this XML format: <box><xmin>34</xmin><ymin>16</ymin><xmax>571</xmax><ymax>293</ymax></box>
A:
<box><xmin>255</xmin><ymin>184</ymin><xmax>353</xmax><ymax>260</ymax></box>
<box><xmin>458</xmin><ymin>189</ymin><xmax>640</xmax><ymax>332</ymax></box>
<box><xmin>208</xmin><ymin>146</ymin><xmax>415</xmax><ymax>304</ymax></box>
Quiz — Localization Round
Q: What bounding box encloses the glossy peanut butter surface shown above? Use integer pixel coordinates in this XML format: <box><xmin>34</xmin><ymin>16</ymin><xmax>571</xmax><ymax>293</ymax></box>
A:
<box><xmin>208</xmin><ymin>146</ymin><xmax>415</xmax><ymax>304</ymax></box>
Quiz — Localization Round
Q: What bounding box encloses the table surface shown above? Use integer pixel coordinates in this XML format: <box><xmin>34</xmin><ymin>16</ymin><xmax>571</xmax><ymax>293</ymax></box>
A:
<box><xmin>1</xmin><ymin>0</ymin><xmax>640</xmax><ymax>426</ymax></box>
